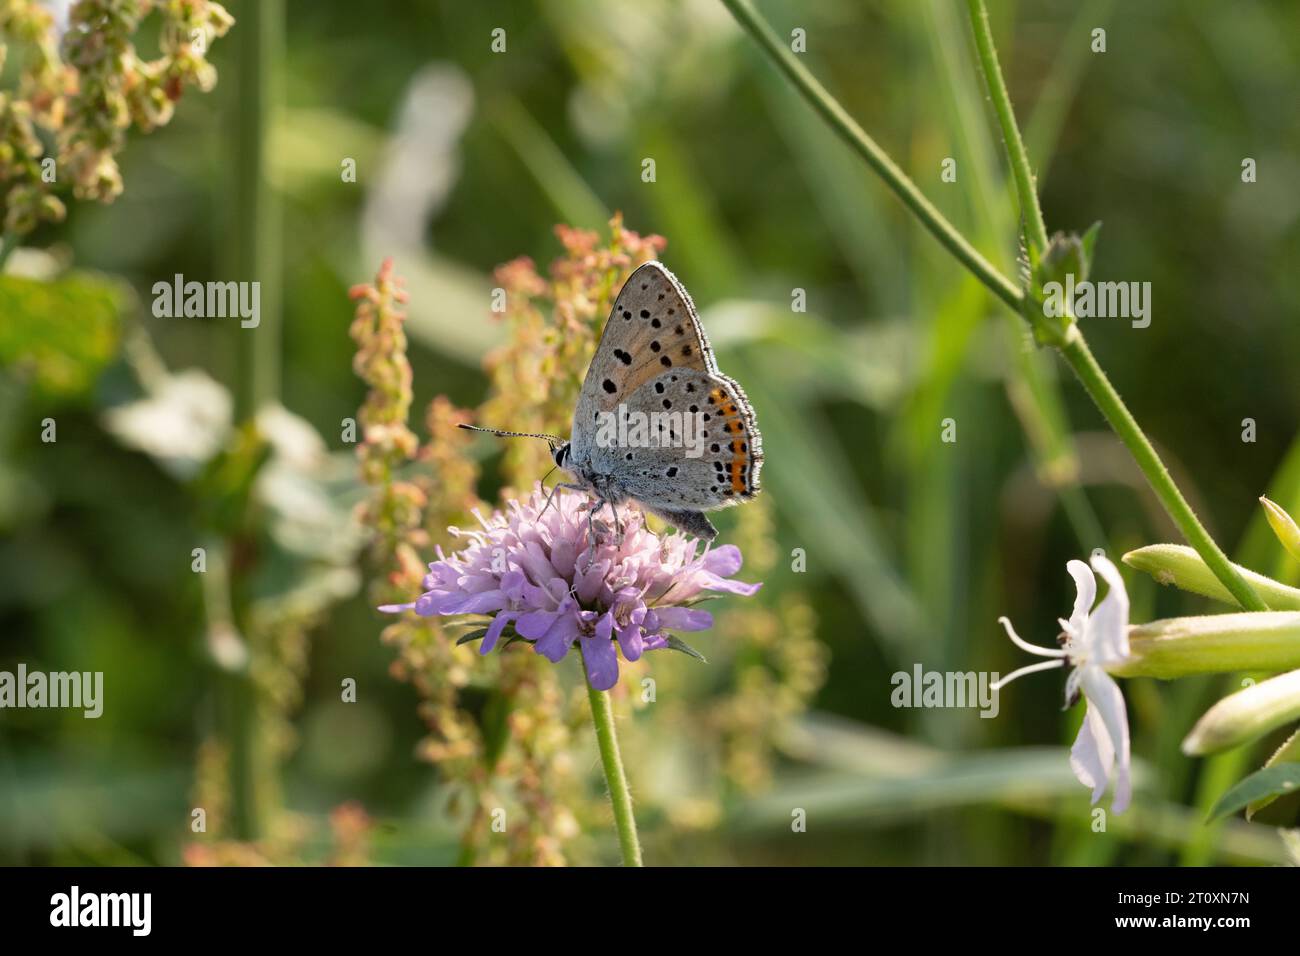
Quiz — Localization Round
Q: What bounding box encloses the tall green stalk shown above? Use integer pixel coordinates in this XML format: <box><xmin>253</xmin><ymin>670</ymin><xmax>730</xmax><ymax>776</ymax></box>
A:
<box><xmin>223</xmin><ymin>0</ymin><xmax>286</xmax><ymax>840</ymax></box>
<box><xmin>717</xmin><ymin>0</ymin><xmax>1021</xmax><ymax>312</ymax></box>
<box><xmin>234</xmin><ymin>0</ymin><xmax>284</xmax><ymax>417</ymax></box>
<box><xmin>963</xmin><ymin>0</ymin><xmax>1266</xmax><ymax>612</ymax></box>
<box><xmin>580</xmin><ymin>648</ymin><xmax>643</xmax><ymax>866</ymax></box>
<box><xmin>719</xmin><ymin>0</ymin><xmax>1267</xmax><ymax>612</ymax></box>
<box><xmin>965</xmin><ymin>0</ymin><xmax>1048</xmax><ymax>252</ymax></box>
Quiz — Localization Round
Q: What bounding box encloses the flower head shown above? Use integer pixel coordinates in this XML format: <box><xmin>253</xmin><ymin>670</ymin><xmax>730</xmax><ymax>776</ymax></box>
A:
<box><xmin>994</xmin><ymin>554</ymin><xmax>1132</xmax><ymax>813</ymax></box>
<box><xmin>380</xmin><ymin>485</ymin><xmax>761</xmax><ymax>690</ymax></box>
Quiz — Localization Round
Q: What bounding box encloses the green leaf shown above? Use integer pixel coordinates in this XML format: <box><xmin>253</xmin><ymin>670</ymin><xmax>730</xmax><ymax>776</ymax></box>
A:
<box><xmin>0</xmin><ymin>273</ymin><xmax>126</xmax><ymax>398</ymax></box>
<box><xmin>663</xmin><ymin>634</ymin><xmax>707</xmax><ymax>663</ymax></box>
<box><xmin>1208</xmin><ymin>763</ymin><xmax>1300</xmax><ymax>821</ymax></box>
<box><xmin>1080</xmin><ymin>220</ymin><xmax>1103</xmax><ymax>278</ymax></box>
<box><xmin>455</xmin><ymin>628</ymin><xmax>489</xmax><ymax>647</ymax></box>
<box><xmin>1248</xmin><ymin>728</ymin><xmax>1300</xmax><ymax>819</ymax></box>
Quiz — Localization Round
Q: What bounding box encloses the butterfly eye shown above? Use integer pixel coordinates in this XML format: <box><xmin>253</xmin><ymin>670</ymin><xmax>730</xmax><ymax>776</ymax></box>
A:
<box><xmin>554</xmin><ymin>444</ymin><xmax>569</xmax><ymax>467</ymax></box>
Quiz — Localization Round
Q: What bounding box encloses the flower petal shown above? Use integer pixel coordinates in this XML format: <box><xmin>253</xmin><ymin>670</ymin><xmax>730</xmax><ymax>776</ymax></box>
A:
<box><xmin>703</xmin><ymin>545</ymin><xmax>743</xmax><ymax>578</ymax></box>
<box><xmin>580</xmin><ymin>614</ymin><xmax>620</xmax><ymax>690</ymax></box>
<box><xmin>499</xmin><ymin>570</ymin><xmax>527</xmax><ymax>602</ymax></box>
<box><xmin>517</xmin><ymin>540</ymin><xmax>558</xmax><ymax>587</ymax></box>
<box><xmin>480</xmin><ymin>611</ymin><xmax>514</xmax><ymax>654</ymax></box>
<box><xmin>1069</xmin><ymin>700</ymin><xmax>1113</xmax><ymax>806</ymax></box>
<box><xmin>413</xmin><ymin>593</ymin><xmax>442</xmax><ymax>616</ymax></box>
<box><xmin>1065</xmin><ymin>559</ymin><xmax>1096</xmax><ymax>635</ymax></box>
<box><xmin>574</xmin><ymin>558</ymin><xmax>609</xmax><ymax>605</ymax></box>
<box><xmin>550</xmin><ymin>537</ymin><xmax>578</xmax><ymax>579</ymax></box>
<box><xmin>1087</xmin><ymin>554</ymin><xmax>1130</xmax><ymax>664</ymax></box>
<box><xmin>652</xmin><ymin>606</ymin><xmax>713</xmax><ymax>631</ymax></box>
<box><xmin>440</xmin><ymin>589</ymin><xmax>507</xmax><ymax>615</ymax></box>
<box><xmin>616</xmin><ymin>605</ymin><xmax>646</xmax><ymax>661</ymax></box>
<box><xmin>515</xmin><ymin>609</ymin><xmax>559</xmax><ymax>640</ymax></box>
<box><xmin>702</xmin><ymin>575</ymin><xmax>763</xmax><ymax>597</ymax></box>
<box><xmin>1081</xmin><ymin>667</ymin><xmax>1131</xmax><ymax>812</ymax></box>
<box><xmin>535</xmin><ymin>609</ymin><xmax>581</xmax><ymax>663</ymax></box>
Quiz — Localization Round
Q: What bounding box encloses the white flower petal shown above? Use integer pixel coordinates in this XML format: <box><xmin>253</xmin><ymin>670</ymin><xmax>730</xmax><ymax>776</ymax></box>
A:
<box><xmin>1082</xmin><ymin>667</ymin><xmax>1132</xmax><ymax>813</ymax></box>
<box><xmin>1066</xmin><ymin>559</ymin><xmax>1096</xmax><ymax>634</ymax></box>
<box><xmin>1087</xmin><ymin>554</ymin><xmax>1130</xmax><ymax>664</ymax></box>
<box><xmin>1069</xmin><ymin>702</ymin><xmax>1113</xmax><ymax>805</ymax></box>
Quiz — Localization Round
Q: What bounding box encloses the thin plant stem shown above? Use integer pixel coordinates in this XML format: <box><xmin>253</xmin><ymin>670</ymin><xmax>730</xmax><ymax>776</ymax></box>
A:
<box><xmin>722</xmin><ymin>0</ymin><xmax>1268</xmax><ymax>611</ymax></box>
<box><xmin>718</xmin><ymin>0</ymin><xmax>1022</xmax><ymax>312</ymax></box>
<box><xmin>966</xmin><ymin>0</ymin><xmax>1048</xmax><ymax>251</ymax></box>
<box><xmin>1060</xmin><ymin>334</ymin><xmax>1267</xmax><ymax>610</ymax></box>
<box><xmin>580</xmin><ymin>648</ymin><xmax>643</xmax><ymax>866</ymax></box>
<box><xmin>233</xmin><ymin>0</ymin><xmax>284</xmax><ymax>418</ymax></box>
<box><xmin>221</xmin><ymin>0</ymin><xmax>286</xmax><ymax>841</ymax></box>
<box><xmin>964</xmin><ymin>0</ymin><xmax>1266</xmax><ymax>611</ymax></box>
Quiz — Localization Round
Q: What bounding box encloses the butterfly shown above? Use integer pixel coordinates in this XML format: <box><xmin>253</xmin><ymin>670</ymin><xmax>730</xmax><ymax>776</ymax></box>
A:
<box><xmin>462</xmin><ymin>260</ymin><xmax>763</xmax><ymax>540</ymax></box>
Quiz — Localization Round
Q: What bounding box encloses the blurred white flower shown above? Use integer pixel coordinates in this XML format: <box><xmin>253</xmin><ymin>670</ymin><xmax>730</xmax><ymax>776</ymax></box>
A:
<box><xmin>994</xmin><ymin>554</ymin><xmax>1132</xmax><ymax>813</ymax></box>
<box><xmin>102</xmin><ymin>368</ymin><xmax>232</xmax><ymax>478</ymax></box>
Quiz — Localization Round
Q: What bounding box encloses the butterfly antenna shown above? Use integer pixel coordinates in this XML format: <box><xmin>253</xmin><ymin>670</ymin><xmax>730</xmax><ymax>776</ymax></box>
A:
<box><xmin>458</xmin><ymin>423</ymin><xmax>562</xmax><ymax>450</ymax></box>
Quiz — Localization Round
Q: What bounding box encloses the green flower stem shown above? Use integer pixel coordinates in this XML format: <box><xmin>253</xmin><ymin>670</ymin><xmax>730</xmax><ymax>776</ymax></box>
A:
<box><xmin>1061</xmin><ymin>335</ymin><xmax>1267</xmax><ymax>611</ymax></box>
<box><xmin>963</xmin><ymin>0</ymin><xmax>1266</xmax><ymax>612</ymax></box>
<box><xmin>580</xmin><ymin>650</ymin><xmax>643</xmax><ymax>867</ymax></box>
<box><xmin>966</xmin><ymin>0</ymin><xmax>1049</xmax><ymax>252</ymax></box>
<box><xmin>718</xmin><ymin>0</ymin><xmax>1022</xmax><ymax>312</ymax></box>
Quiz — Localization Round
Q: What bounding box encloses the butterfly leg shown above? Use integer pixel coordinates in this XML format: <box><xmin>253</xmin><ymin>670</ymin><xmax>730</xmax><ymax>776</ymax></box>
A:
<box><xmin>540</xmin><ymin>481</ymin><xmax>584</xmax><ymax>520</ymax></box>
<box><xmin>584</xmin><ymin>498</ymin><xmax>604</xmax><ymax>563</ymax></box>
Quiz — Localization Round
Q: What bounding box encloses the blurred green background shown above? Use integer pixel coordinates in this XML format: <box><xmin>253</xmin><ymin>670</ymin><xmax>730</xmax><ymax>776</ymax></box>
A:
<box><xmin>2</xmin><ymin>0</ymin><xmax>1299</xmax><ymax>865</ymax></box>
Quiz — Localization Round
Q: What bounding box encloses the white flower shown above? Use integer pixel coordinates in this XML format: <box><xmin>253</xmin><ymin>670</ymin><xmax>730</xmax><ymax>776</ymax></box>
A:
<box><xmin>994</xmin><ymin>554</ymin><xmax>1132</xmax><ymax>813</ymax></box>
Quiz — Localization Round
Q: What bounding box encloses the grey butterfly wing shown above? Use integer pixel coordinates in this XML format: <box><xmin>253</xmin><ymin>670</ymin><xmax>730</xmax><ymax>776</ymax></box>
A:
<box><xmin>588</xmin><ymin>367</ymin><xmax>762</xmax><ymax>508</ymax></box>
<box><xmin>570</xmin><ymin>260</ymin><xmax>711</xmax><ymax>459</ymax></box>
<box><xmin>571</xmin><ymin>261</ymin><xmax>762</xmax><ymax>539</ymax></box>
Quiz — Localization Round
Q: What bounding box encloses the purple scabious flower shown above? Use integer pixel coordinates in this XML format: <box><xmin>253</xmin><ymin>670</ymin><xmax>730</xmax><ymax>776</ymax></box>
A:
<box><xmin>380</xmin><ymin>485</ymin><xmax>762</xmax><ymax>690</ymax></box>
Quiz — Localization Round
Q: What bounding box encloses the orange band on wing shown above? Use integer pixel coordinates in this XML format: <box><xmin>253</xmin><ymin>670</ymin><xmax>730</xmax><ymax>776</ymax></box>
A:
<box><xmin>709</xmin><ymin>386</ymin><xmax>758</xmax><ymax>497</ymax></box>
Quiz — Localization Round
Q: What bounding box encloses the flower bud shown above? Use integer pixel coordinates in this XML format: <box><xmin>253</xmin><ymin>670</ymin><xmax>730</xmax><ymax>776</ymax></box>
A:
<box><xmin>1110</xmin><ymin>612</ymin><xmax>1300</xmax><ymax>679</ymax></box>
<box><xmin>1182</xmin><ymin>668</ymin><xmax>1300</xmax><ymax>755</ymax></box>
<box><xmin>1260</xmin><ymin>496</ymin><xmax>1300</xmax><ymax>565</ymax></box>
<box><xmin>1122</xmin><ymin>544</ymin><xmax>1300</xmax><ymax>610</ymax></box>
